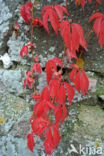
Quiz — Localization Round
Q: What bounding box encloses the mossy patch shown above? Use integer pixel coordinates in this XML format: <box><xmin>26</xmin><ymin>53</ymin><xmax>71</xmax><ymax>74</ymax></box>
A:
<box><xmin>74</xmin><ymin>105</ymin><xmax>104</xmax><ymax>140</ymax></box>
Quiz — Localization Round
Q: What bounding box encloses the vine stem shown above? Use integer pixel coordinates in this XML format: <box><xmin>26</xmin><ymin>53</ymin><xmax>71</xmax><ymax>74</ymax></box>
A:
<box><xmin>30</xmin><ymin>3</ymin><xmax>36</xmax><ymax>93</ymax></box>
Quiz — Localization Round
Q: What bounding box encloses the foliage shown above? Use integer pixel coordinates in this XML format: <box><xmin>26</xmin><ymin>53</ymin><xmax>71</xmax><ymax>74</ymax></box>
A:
<box><xmin>18</xmin><ymin>0</ymin><xmax>103</xmax><ymax>155</ymax></box>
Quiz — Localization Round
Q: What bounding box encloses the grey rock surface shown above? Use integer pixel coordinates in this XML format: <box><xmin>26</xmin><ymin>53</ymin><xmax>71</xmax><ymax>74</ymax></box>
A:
<box><xmin>0</xmin><ymin>0</ymin><xmax>12</xmax><ymax>54</ymax></box>
<box><xmin>0</xmin><ymin>69</ymin><xmax>23</xmax><ymax>95</ymax></box>
<box><xmin>0</xmin><ymin>0</ymin><xmax>104</xmax><ymax>156</ymax></box>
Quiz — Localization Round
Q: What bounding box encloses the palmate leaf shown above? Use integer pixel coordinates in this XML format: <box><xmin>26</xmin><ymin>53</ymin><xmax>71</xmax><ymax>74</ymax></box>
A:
<box><xmin>20</xmin><ymin>2</ymin><xmax>32</xmax><ymax>24</ymax></box>
<box><xmin>43</xmin><ymin>124</ymin><xmax>60</xmax><ymax>155</ymax></box>
<box><xmin>75</xmin><ymin>0</ymin><xmax>85</xmax><ymax>10</ymax></box>
<box><xmin>89</xmin><ymin>12</ymin><xmax>104</xmax><ymax>48</ymax></box>
<box><xmin>31</xmin><ymin>117</ymin><xmax>50</xmax><ymax>136</ymax></box>
<box><xmin>46</xmin><ymin>58</ymin><xmax>63</xmax><ymax>83</ymax></box>
<box><xmin>69</xmin><ymin>64</ymin><xmax>89</xmax><ymax>96</ymax></box>
<box><xmin>64</xmin><ymin>82</ymin><xmax>75</xmax><ymax>105</ymax></box>
<box><xmin>54</xmin><ymin>105</ymin><xmax>63</xmax><ymax>122</ymax></box>
<box><xmin>55</xmin><ymin>84</ymin><xmax>66</xmax><ymax>105</ymax></box>
<box><xmin>20</xmin><ymin>44</ymin><xmax>34</xmax><ymax>58</ymax></box>
<box><xmin>41</xmin><ymin>5</ymin><xmax>68</xmax><ymax>34</ymax></box>
<box><xmin>54</xmin><ymin>105</ymin><xmax>68</xmax><ymax>123</ymax></box>
<box><xmin>60</xmin><ymin>21</ymin><xmax>87</xmax><ymax>60</ymax></box>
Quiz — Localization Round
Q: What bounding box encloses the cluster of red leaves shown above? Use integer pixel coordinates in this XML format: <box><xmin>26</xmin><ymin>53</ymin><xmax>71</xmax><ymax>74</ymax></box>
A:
<box><xmin>60</xmin><ymin>21</ymin><xmax>87</xmax><ymax>59</ymax></box>
<box><xmin>20</xmin><ymin>44</ymin><xmax>34</xmax><ymax>58</ymax></box>
<box><xmin>41</xmin><ymin>5</ymin><xmax>68</xmax><ymax>34</ymax></box>
<box><xmin>20</xmin><ymin>2</ymin><xmax>33</xmax><ymax>24</ymax></box>
<box><xmin>33</xmin><ymin>18</ymin><xmax>43</xmax><ymax>27</ymax></box>
<box><xmin>19</xmin><ymin>1</ymin><xmax>104</xmax><ymax>155</ymax></box>
<box><xmin>69</xmin><ymin>63</ymin><xmax>89</xmax><ymax>96</ymax></box>
<box><xmin>25</xmin><ymin>57</ymin><xmax>89</xmax><ymax>154</ymax></box>
<box><xmin>20</xmin><ymin>46</ymin><xmax>41</xmax><ymax>88</ymax></box>
<box><xmin>23</xmin><ymin>71</ymin><xmax>33</xmax><ymax>88</ymax></box>
<box><xmin>89</xmin><ymin>12</ymin><xmax>104</xmax><ymax>48</ymax></box>
<box><xmin>28</xmin><ymin>57</ymin><xmax>75</xmax><ymax>154</ymax></box>
<box><xmin>21</xmin><ymin>2</ymin><xmax>43</xmax><ymax>27</ymax></box>
<box><xmin>75</xmin><ymin>0</ymin><xmax>101</xmax><ymax>10</ymax></box>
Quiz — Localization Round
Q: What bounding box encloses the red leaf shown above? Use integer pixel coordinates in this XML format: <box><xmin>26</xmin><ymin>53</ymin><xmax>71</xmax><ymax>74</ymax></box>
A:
<box><xmin>89</xmin><ymin>12</ymin><xmax>103</xmax><ymax>22</ymax></box>
<box><xmin>41</xmin><ymin>5</ymin><xmax>52</xmax><ymax>17</ymax></box>
<box><xmin>53</xmin><ymin>124</ymin><xmax>61</xmax><ymax>146</ymax></box>
<box><xmin>43</xmin><ymin>128</ymin><xmax>54</xmax><ymax>155</ymax></box>
<box><xmin>46</xmin><ymin>60</ymin><xmax>57</xmax><ymax>83</ymax></box>
<box><xmin>88</xmin><ymin>0</ymin><xmax>92</xmax><ymax>4</ymax></box>
<box><xmin>33</xmin><ymin>18</ymin><xmax>43</xmax><ymax>27</ymax></box>
<box><xmin>32</xmin><ymin>63</ymin><xmax>41</xmax><ymax>74</ymax></box>
<box><xmin>20</xmin><ymin>46</ymin><xmax>28</xmax><ymax>58</ymax></box>
<box><xmin>42</xmin><ymin>8</ymin><xmax>59</xmax><ymax>34</ymax></box>
<box><xmin>64</xmin><ymin>82</ymin><xmax>75</xmax><ymax>105</ymax></box>
<box><xmin>74</xmin><ymin>71</ymin><xmax>81</xmax><ymax>93</ymax></box>
<box><xmin>93</xmin><ymin>17</ymin><xmax>102</xmax><ymax>37</ymax></box>
<box><xmin>53</xmin><ymin>57</ymin><xmax>63</xmax><ymax>67</ymax></box>
<box><xmin>20</xmin><ymin>4</ymin><xmax>32</xmax><ymax>24</ymax></box>
<box><xmin>89</xmin><ymin>12</ymin><xmax>104</xmax><ymax>48</ymax></box>
<box><xmin>33</xmin><ymin>100</ymin><xmax>54</xmax><ymax>118</ymax></box>
<box><xmin>31</xmin><ymin>117</ymin><xmax>50</xmax><ymax>136</ymax></box>
<box><xmin>55</xmin><ymin>84</ymin><xmax>66</xmax><ymax>105</ymax></box>
<box><xmin>34</xmin><ymin>54</ymin><xmax>39</xmax><ymax>62</ymax></box>
<box><xmin>32</xmin><ymin>92</ymin><xmax>41</xmax><ymax>101</ymax></box>
<box><xmin>99</xmin><ymin>20</ymin><xmax>104</xmax><ymax>48</ymax></box>
<box><xmin>27</xmin><ymin>133</ymin><xmax>35</xmax><ymax>152</ymax></box>
<box><xmin>70</xmin><ymin>63</ymin><xmax>78</xmax><ymax>69</ymax></box>
<box><xmin>80</xmin><ymin>70</ymin><xmax>89</xmax><ymax>96</ymax></box>
<box><xmin>61</xmin><ymin>105</ymin><xmax>68</xmax><ymax>123</ymax></box>
<box><xmin>60</xmin><ymin>21</ymin><xmax>71</xmax><ymax>50</ymax></box>
<box><xmin>69</xmin><ymin>68</ymin><xmax>78</xmax><ymax>82</ymax></box>
<box><xmin>60</xmin><ymin>21</ymin><xmax>87</xmax><ymax>58</ymax></box>
<box><xmin>75</xmin><ymin>0</ymin><xmax>85</xmax><ymax>10</ymax></box>
<box><xmin>41</xmin><ymin>86</ymin><xmax>50</xmax><ymax>101</ymax></box>
<box><xmin>54</xmin><ymin>105</ymin><xmax>62</xmax><ymax>122</ymax></box>
<box><xmin>23</xmin><ymin>71</ymin><xmax>33</xmax><ymax>88</ymax></box>
<box><xmin>43</xmin><ymin>124</ymin><xmax>61</xmax><ymax>155</ymax></box>
<box><xmin>66</xmin><ymin>48</ymin><xmax>78</xmax><ymax>60</ymax></box>
<box><xmin>41</xmin><ymin>5</ymin><xmax>68</xmax><ymax>34</ymax></box>
<box><xmin>75</xmin><ymin>0</ymin><xmax>101</xmax><ymax>10</ymax></box>
<box><xmin>23</xmin><ymin>78</ymin><xmax>27</xmax><ymax>88</ymax></box>
<box><xmin>26</xmin><ymin>2</ymin><xmax>33</xmax><ymax>8</ymax></box>
<box><xmin>49</xmin><ymin>9</ymin><xmax>59</xmax><ymax>34</ymax></box>
<box><xmin>49</xmin><ymin>79</ymin><xmax>60</xmax><ymax>100</ymax></box>
<box><xmin>20</xmin><ymin>44</ymin><xmax>34</xmax><ymax>58</ymax></box>
<box><xmin>54</xmin><ymin>5</ymin><xmax>68</xmax><ymax>21</ymax></box>
<box><xmin>71</xmin><ymin>23</ymin><xmax>87</xmax><ymax>51</ymax></box>
<box><xmin>97</xmin><ymin>0</ymin><xmax>101</xmax><ymax>3</ymax></box>
<box><xmin>71</xmin><ymin>23</ymin><xmax>80</xmax><ymax>51</ymax></box>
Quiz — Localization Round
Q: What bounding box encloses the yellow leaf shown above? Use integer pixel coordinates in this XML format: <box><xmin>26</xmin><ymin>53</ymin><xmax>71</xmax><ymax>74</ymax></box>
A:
<box><xmin>76</xmin><ymin>58</ymin><xmax>84</xmax><ymax>69</ymax></box>
<box><xmin>18</xmin><ymin>13</ymin><xmax>21</xmax><ymax>17</ymax></box>
<box><xmin>78</xmin><ymin>0</ymin><xmax>81</xmax><ymax>5</ymax></box>
<box><xmin>95</xmin><ymin>141</ymin><xmax>100</xmax><ymax>148</ymax></box>
<box><xmin>22</xmin><ymin>88</ymin><xmax>26</xmax><ymax>94</ymax></box>
<box><xmin>34</xmin><ymin>1</ymin><xmax>40</xmax><ymax>6</ymax></box>
<box><xmin>0</xmin><ymin>118</ymin><xmax>6</xmax><ymax>124</ymax></box>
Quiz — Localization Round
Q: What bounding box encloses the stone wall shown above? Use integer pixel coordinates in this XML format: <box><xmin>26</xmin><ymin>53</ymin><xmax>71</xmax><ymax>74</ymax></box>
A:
<box><xmin>0</xmin><ymin>0</ymin><xmax>104</xmax><ymax>155</ymax></box>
